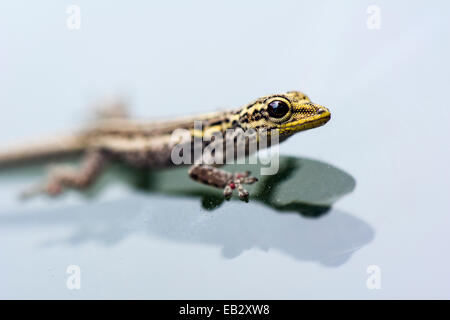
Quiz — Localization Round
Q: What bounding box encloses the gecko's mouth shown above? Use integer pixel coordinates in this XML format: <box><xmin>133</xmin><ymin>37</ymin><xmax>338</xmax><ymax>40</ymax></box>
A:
<box><xmin>303</xmin><ymin>114</ymin><xmax>331</xmax><ymax>130</ymax></box>
<box><xmin>281</xmin><ymin>111</ymin><xmax>331</xmax><ymax>133</ymax></box>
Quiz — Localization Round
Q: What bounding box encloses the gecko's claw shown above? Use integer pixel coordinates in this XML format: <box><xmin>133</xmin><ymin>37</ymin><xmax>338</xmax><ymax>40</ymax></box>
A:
<box><xmin>237</xmin><ymin>185</ymin><xmax>250</xmax><ymax>201</ymax></box>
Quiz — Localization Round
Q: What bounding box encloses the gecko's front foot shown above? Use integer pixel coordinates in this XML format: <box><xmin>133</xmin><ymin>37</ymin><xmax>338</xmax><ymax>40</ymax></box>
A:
<box><xmin>223</xmin><ymin>171</ymin><xmax>258</xmax><ymax>201</ymax></box>
<box><xmin>189</xmin><ymin>165</ymin><xmax>258</xmax><ymax>201</ymax></box>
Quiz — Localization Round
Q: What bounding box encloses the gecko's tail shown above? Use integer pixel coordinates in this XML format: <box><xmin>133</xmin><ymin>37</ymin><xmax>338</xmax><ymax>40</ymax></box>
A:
<box><xmin>0</xmin><ymin>133</ymin><xmax>87</xmax><ymax>168</ymax></box>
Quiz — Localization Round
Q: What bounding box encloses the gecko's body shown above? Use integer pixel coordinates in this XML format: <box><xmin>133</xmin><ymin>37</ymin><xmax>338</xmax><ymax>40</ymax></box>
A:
<box><xmin>0</xmin><ymin>91</ymin><xmax>331</xmax><ymax>199</ymax></box>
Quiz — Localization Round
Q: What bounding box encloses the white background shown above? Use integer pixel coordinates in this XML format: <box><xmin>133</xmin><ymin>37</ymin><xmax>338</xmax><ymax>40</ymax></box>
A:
<box><xmin>0</xmin><ymin>0</ymin><xmax>449</xmax><ymax>299</ymax></box>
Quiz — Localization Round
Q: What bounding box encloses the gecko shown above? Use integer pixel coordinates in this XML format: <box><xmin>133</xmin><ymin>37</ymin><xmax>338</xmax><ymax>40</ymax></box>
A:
<box><xmin>0</xmin><ymin>91</ymin><xmax>331</xmax><ymax>200</ymax></box>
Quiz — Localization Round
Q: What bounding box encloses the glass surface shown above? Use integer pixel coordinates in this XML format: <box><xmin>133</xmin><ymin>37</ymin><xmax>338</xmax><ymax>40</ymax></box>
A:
<box><xmin>0</xmin><ymin>0</ymin><xmax>449</xmax><ymax>299</ymax></box>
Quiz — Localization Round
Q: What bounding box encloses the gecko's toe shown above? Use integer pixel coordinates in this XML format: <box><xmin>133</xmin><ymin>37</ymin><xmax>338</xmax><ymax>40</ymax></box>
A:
<box><xmin>45</xmin><ymin>182</ymin><xmax>64</xmax><ymax>196</ymax></box>
<box><xmin>19</xmin><ymin>182</ymin><xmax>56</xmax><ymax>199</ymax></box>
<box><xmin>239</xmin><ymin>192</ymin><xmax>250</xmax><ymax>202</ymax></box>
<box><xmin>238</xmin><ymin>185</ymin><xmax>249</xmax><ymax>200</ymax></box>
<box><xmin>234</xmin><ymin>171</ymin><xmax>258</xmax><ymax>185</ymax></box>
<box><xmin>223</xmin><ymin>185</ymin><xmax>233</xmax><ymax>200</ymax></box>
<box><xmin>242</xmin><ymin>176</ymin><xmax>258</xmax><ymax>184</ymax></box>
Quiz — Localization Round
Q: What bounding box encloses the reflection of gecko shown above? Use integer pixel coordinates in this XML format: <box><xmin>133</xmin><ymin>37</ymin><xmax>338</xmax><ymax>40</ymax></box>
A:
<box><xmin>0</xmin><ymin>91</ymin><xmax>330</xmax><ymax>200</ymax></box>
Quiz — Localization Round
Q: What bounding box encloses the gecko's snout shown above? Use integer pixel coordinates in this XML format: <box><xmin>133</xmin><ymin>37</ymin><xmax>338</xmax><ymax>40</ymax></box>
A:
<box><xmin>315</xmin><ymin>105</ymin><xmax>331</xmax><ymax>117</ymax></box>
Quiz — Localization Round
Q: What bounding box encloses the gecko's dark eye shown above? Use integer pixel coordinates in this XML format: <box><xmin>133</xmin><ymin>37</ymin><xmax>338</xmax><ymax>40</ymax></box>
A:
<box><xmin>268</xmin><ymin>100</ymin><xmax>290</xmax><ymax>118</ymax></box>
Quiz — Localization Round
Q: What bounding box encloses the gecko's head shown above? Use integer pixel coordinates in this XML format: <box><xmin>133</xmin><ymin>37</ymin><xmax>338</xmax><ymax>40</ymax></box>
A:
<box><xmin>239</xmin><ymin>91</ymin><xmax>331</xmax><ymax>137</ymax></box>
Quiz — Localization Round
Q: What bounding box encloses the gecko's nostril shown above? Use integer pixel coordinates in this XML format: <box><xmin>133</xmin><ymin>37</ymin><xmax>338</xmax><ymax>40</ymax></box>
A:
<box><xmin>316</xmin><ymin>106</ymin><xmax>330</xmax><ymax>115</ymax></box>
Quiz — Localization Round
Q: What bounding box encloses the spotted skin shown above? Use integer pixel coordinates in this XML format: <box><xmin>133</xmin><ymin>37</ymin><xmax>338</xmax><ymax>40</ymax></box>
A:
<box><xmin>2</xmin><ymin>91</ymin><xmax>331</xmax><ymax>200</ymax></box>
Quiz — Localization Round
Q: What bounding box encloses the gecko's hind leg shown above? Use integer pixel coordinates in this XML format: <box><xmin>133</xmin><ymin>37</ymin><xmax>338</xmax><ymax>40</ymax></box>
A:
<box><xmin>188</xmin><ymin>164</ymin><xmax>258</xmax><ymax>201</ymax></box>
<box><xmin>21</xmin><ymin>150</ymin><xmax>107</xmax><ymax>198</ymax></box>
<box><xmin>93</xmin><ymin>97</ymin><xmax>129</xmax><ymax>120</ymax></box>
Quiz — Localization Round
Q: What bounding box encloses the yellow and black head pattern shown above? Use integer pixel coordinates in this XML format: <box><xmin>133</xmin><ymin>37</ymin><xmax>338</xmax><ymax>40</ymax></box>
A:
<box><xmin>235</xmin><ymin>91</ymin><xmax>331</xmax><ymax>137</ymax></box>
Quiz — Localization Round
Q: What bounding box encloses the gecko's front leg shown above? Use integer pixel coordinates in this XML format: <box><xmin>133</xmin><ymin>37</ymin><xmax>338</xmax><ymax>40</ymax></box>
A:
<box><xmin>188</xmin><ymin>164</ymin><xmax>258</xmax><ymax>200</ymax></box>
<box><xmin>21</xmin><ymin>150</ymin><xmax>107</xmax><ymax>198</ymax></box>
